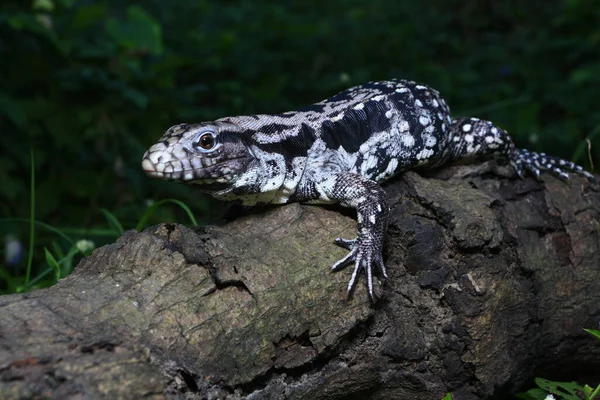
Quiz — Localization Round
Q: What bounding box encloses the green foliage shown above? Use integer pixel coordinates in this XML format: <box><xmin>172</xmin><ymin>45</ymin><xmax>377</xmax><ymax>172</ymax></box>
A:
<box><xmin>136</xmin><ymin>199</ymin><xmax>198</xmax><ymax>232</ymax></box>
<box><xmin>517</xmin><ymin>378</ymin><xmax>599</xmax><ymax>400</ymax></box>
<box><xmin>584</xmin><ymin>329</ymin><xmax>600</xmax><ymax>343</ymax></box>
<box><xmin>517</xmin><ymin>330</ymin><xmax>600</xmax><ymax>400</ymax></box>
<box><xmin>25</xmin><ymin>151</ymin><xmax>35</xmax><ymax>287</ymax></box>
<box><xmin>1</xmin><ymin>0</ymin><xmax>599</xmax><ymax>293</ymax></box>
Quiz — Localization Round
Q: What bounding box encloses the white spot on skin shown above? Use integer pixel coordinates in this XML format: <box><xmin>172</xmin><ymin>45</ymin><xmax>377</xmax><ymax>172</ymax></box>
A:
<box><xmin>424</xmin><ymin>135</ymin><xmax>437</xmax><ymax>147</ymax></box>
<box><xmin>385</xmin><ymin>110</ymin><xmax>393</xmax><ymax>118</ymax></box>
<box><xmin>386</xmin><ymin>158</ymin><xmax>399</xmax><ymax>174</ymax></box>
<box><xmin>416</xmin><ymin>148</ymin><xmax>434</xmax><ymax>160</ymax></box>
<box><xmin>402</xmin><ymin>135</ymin><xmax>415</xmax><ymax>148</ymax></box>
<box><xmin>485</xmin><ymin>136</ymin><xmax>495</xmax><ymax>144</ymax></box>
<box><xmin>464</xmin><ymin>134</ymin><xmax>474</xmax><ymax>143</ymax></box>
<box><xmin>332</xmin><ymin>112</ymin><xmax>344</xmax><ymax>122</ymax></box>
<box><xmin>432</xmin><ymin>99</ymin><xmax>439</xmax><ymax>108</ymax></box>
<box><xmin>467</xmin><ymin>144</ymin><xmax>481</xmax><ymax>154</ymax></box>
<box><xmin>354</xmin><ymin>103</ymin><xmax>365</xmax><ymax>110</ymax></box>
<box><xmin>369</xmin><ymin>214</ymin><xmax>376</xmax><ymax>224</ymax></box>
<box><xmin>395</xmin><ymin>87</ymin><xmax>409</xmax><ymax>93</ymax></box>
<box><xmin>462</xmin><ymin>124</ymin><xmax>472</xmax><ymax>132</ymax></box>
<box><xmin>372</xmin><ymin>95</ymin><xmax>385</xmax><ymax>101</ymax></box>
<box><xmin>415</xmin><ymin>99</ymin><xmax>423</xmax><ymax>107</ymax></box>
<box><xmin>398</xmin><ymin>120</ymin><xmax>410</xmax><ymax>132</ymax></box>
<box><xmin>362</xmin><ymin>154</ymin><xmax>378</xmax><ymax>173</ymax></box>
<box><xmin>419</xmin><ymin>115</ymin><xmax>430</xmax><ymax>126</ymax></box>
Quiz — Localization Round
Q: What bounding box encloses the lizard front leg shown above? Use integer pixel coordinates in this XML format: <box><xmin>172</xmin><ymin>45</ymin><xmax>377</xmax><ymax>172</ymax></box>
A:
<box><xmin>317</xmin><ymin>173</ymin><xmax>390</xmax><ymax>299</ymax></box>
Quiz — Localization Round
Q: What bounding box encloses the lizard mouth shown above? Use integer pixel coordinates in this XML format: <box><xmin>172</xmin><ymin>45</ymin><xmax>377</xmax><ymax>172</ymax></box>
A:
<box><xmin>141</xmin><ymin>154</ymin><xmax>251</xmax><ymax>183</ymax></box>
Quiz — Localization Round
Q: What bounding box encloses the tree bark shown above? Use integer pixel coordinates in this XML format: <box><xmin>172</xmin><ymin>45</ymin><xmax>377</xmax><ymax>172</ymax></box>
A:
<box><xmin>1</xmin><ymin>166</ymin><xmax>599</xmax><ymax>400</ymax></box>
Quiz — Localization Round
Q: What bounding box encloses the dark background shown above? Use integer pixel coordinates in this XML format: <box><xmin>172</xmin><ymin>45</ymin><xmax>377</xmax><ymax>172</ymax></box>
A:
<box><xmin>1</xmin><ymin>0</ymin><xmax>599</xmax><ymax>292</ymax></box>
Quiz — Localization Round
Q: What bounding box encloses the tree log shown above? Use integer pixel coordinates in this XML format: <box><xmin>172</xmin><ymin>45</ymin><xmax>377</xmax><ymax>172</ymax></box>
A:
<box><xmin>1</xmin><ymin>166</ymin><xmax>599</xmax><ymax>399</ymax></box>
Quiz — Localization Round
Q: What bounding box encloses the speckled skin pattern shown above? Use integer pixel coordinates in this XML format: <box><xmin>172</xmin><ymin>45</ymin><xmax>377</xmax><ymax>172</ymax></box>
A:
<box><xmin>142</xmin><ymin>79</ymin><xmax>594</xmax><ymax>298</ymax></box>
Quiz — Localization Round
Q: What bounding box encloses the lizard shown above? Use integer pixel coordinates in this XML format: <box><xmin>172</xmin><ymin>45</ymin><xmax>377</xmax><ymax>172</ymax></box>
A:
<box><xmin>141</xmin><ymin>79</ymin><xmax>595</xmax><ymax>299</ymax></box>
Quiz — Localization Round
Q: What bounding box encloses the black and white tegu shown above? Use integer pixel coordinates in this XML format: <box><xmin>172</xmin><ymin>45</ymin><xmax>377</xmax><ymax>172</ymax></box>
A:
<box><xmin>142</xmin><ymin>79</ymin><xmax>594</xmax><ymax>299</ymax></box>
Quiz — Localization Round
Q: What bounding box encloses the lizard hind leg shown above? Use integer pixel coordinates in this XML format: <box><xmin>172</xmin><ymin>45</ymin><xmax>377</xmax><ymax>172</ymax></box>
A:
<box><xmin>450</xmin><ymin>117</ymin><xmax>595</xmax><ymax>181</ymax></box>
<box><xmin>448</xmin><ymin>117</ymin><xmax>516</xmax><ymax>164</ymax></box>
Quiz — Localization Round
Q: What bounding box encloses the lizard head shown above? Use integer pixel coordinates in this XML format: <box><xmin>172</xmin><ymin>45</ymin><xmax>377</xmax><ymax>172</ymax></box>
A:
<box><xmin>141</xmin><ymin>122</ymin><xmax>253</xmax><ymax>185</ymax></box>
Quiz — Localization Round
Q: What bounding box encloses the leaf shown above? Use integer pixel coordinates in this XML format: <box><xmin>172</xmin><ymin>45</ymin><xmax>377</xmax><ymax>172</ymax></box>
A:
<box><xmin>56</xmin><ymin>0</ymin><xmax>76</xmax><ymax>7</ymax></box>
<box><xmin>32</xmin><ymin>0</ymin><xmax>54</xmax><ymax>12</ymax></box>
<box><xmin>71</xmin><ymin>4</ymin><xmax>106</xmax><ymax>31</ymax></box>
<box><xmin>122</xmin><ymin>86</ymin><xmax>149</xmax><ymax>108</ymax></box>
<box><xmin>44</xmin><ymin>248</ymin><xmax>61</xmax><ymax>282</ymax></box>
<box><xmin>0</xmin><ymin>95</ymin><xmax>27</xmax><ymax>128</ymax></box>
<box><xmin>584</xmin><ymin>328</ymin><xmax>600</xmax><ymax>342</ymax></box>
<box><xmin>105</xmin><ymin>5</ymin><xmax>163</xmax><ymax>55</ymax></box>
<box><xmin>535</xmin><ymin>378</ymin><xmax>585</xmax><ymax>399</ymax></box>
<box><xmin>516</xmin><ymin>388</ymin><xmax>550</xmax><ymax>400</ymax></box>
<box><xmin>589</xmin><ymin>384</ymin><xmax>600</xmax><ymax>399</ymax></box>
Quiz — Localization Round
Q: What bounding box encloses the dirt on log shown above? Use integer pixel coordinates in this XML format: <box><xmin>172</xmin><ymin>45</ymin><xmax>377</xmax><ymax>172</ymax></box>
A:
<box><xmin>1</xmin><ymin>166</ymin><xmax>599</xmax><ymax>400</ymax></box>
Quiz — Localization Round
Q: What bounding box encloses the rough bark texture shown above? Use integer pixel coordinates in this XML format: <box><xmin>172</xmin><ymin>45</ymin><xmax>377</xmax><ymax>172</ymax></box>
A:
<box><xmin>1</xmin><ymin>166</ymin><xmax>599</xmax><ymax>400</ymax></box>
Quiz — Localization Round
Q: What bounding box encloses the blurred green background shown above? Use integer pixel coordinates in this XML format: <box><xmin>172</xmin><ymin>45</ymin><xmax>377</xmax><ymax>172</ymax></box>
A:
<box><xmin>1</xmin><ymin>0</ymin><xmax>599</xmax><ymax>293</ymax></box>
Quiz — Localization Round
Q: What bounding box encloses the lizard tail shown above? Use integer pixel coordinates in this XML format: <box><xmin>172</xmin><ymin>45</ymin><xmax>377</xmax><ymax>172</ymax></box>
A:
<box><xmin>449</xmin><ymin>117</ymin><xmax>595</xmax><ymax>181</ymax></box>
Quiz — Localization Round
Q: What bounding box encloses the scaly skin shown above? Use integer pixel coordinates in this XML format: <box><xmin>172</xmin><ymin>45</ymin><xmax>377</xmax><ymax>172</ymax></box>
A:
<box><xmin>142</xmin><ymin>79</ymin><xmax>594</xmax><ymax>299</ymax></box>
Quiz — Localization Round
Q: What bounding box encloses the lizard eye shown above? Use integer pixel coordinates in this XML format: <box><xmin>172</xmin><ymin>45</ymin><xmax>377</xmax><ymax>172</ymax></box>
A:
<box><xmin>193</xmin><ymin>131</ymin><xmax>217</xmax><ymax>151</ymax></box>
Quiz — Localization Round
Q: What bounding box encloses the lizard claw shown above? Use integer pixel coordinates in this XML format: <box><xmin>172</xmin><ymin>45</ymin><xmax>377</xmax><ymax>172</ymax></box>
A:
<box><xmin>334</xmin><ymin>237</ymin><xmax>356</xmax><ymax>250</ymax></box>
<box><xmin>331</xmin><ymin>236</ymin><xmax>387</xmax><ymax>299</ymax></box>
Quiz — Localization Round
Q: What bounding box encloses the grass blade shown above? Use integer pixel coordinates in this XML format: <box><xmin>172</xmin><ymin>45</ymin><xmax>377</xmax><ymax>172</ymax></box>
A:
<box><xmin>135</xmin><ymin>198</ymin><xmax>199</xmax><ymax>231</ymax></box>
<box><xmin>584</xmin><ymin>328</ymin><xmax>600</xmax><ymax>342</ymax></box>
<box><xmin>99</xmin><ymin>208</ymin><xmax>125</xmax><ymax>236</ymax></box>
<box><xmin>2</xmin><ymin>218</ymin><xmax>74</xmax><ymax>245</ymax></box>
<box><xmin>570</xmin><ymin>123</ymin><xmax>600</xmax><ymax>169</ymax></box>
<box><xmin>25</xmin><ymin>150</ymin><xmax>35</xmax><ymax>288</ymax></box>
<box><xmin>27</xmin><ymin>267</ymin><xmax>53</xmax><ymax>287</ymax></box>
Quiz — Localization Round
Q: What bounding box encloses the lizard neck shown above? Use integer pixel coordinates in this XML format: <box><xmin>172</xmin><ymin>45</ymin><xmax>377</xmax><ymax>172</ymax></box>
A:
<box><xmin>208</xmin><ymin>114</ymin><xmax>319</xmax><ymax>205</ymax></box>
